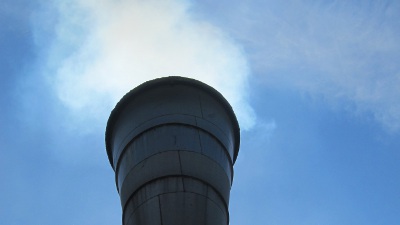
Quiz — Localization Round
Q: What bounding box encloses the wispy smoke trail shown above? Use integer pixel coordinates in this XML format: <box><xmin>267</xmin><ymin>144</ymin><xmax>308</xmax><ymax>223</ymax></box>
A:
<box><xmin>217</xmin><ymin>0</ymin><xmax>400</xmax><ymax>132</ymax></box>
<box><xmin>39</xmin><ymin>0</ymin><xmax>255</xmax><ymax>130</ymax></box>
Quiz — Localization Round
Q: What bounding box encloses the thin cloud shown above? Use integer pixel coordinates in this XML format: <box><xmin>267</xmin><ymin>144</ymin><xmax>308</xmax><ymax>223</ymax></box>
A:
<box><xmin>36</xmin><ymin>0</ymin><xmax>256</xmax><ymax>131</ymax></box>
<box><xmin>215</xmin><ymin>0</ymin><xmax>400</xmax><ymax>132</ymax></box>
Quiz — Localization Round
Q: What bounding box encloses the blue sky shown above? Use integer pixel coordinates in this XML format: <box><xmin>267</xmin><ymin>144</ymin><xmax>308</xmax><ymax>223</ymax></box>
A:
<box><xmin>1</xmin><ymin>0</ymin><xmax>399</xmax><ymax>224</ymax></box>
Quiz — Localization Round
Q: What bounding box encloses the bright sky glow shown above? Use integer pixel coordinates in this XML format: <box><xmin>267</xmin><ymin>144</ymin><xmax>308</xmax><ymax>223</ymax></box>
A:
<box><xmin>1</xmin><ymin>1</ymin><xmax>399</xmax><ymax>225</ymax></box>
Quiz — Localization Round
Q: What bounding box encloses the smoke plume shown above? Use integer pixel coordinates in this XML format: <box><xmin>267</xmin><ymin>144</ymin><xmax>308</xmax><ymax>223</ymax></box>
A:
<box><xmin>40</xmin><ymin>0</ymin><xmax>255</xmax><ymax>130</ymax></box>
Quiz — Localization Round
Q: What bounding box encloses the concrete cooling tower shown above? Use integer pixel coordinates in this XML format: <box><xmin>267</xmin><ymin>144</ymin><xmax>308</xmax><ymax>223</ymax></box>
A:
<box><xmin>105</xmin><ymin>76</ymin><xmax>241</xmax><ymax>225</ymax></box>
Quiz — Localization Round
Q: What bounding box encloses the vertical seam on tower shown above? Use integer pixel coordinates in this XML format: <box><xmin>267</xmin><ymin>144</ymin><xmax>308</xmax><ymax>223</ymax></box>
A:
<box><xmin>178</xmin><ymin>151</ymin><xmax>185</xmax><ymax>191</ymax></box>
<box><xmin>205</xmin><ymin>185</ymin><xmax>209</xmax><ymax>223</ymax></box>
<box><xmin>198</xmin><ymin>129</ymin><xmax>204</xmax><ymax>154</ymax></box>
<box><xmin>158</xmin><ymin>195</ymin><xmax>164</xmax><ymax>225</ymax></box>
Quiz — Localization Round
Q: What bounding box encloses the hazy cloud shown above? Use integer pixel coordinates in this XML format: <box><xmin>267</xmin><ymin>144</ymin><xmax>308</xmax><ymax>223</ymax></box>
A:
<box><xmin>259</xmin><ymin>1</ymin><xmax>400</xmax><ymax>132</ymax></box>
<box><xmin>208</xmin><ymin>0</ymin><xmax>400</xmax><ymax>132</ymax></box>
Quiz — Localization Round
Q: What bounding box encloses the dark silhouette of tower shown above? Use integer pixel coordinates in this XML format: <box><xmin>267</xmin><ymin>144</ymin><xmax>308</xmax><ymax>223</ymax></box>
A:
<box><xmin>105</xmin><ymin>76</ymin><xmax>240</xmax><ymax>225</ymax></box>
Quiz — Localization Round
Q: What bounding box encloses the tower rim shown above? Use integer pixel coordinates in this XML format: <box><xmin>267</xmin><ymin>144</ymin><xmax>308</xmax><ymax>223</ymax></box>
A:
<box><xmin>105</xmin><ymin>76</ymin><xmax>241</xmax><ymax>169</ymax></box>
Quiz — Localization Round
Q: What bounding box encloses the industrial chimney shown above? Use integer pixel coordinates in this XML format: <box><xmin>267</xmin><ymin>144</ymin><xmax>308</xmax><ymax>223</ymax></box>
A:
<box><xmin>105</xmin><ymin>76</ymin><xmax>240</xmax><ymax>225</ymax></box>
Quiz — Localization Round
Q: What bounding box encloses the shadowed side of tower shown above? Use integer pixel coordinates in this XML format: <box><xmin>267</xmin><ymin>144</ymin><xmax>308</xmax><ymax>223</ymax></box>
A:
<box><xmin>105</xmin><ymin>76</ymin><xmax>240</xmax><ymax>225</ymax></box>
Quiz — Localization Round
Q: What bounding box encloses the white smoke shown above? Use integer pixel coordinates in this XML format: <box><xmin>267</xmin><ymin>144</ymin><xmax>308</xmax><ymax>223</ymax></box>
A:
<box><xmin>41</xmin><ymin>0</ymin><xmax>255</xmax><ymax>130</ymax></box>
<box><xmin>216</xmin><ymin>0</ymin><xmax>400</xmax><ymax>133</ymax></box>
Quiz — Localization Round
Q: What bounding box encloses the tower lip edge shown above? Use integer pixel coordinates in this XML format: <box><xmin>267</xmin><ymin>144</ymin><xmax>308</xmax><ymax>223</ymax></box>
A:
<box><xmin>105</xmin><ymin>76</ymin><xmax>241</xmax><ymax>169</ymax></box>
